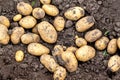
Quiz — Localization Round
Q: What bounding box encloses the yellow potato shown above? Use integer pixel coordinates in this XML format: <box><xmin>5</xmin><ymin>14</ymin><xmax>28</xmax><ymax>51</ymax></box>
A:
<box><xmin>108</xmin><ymin>55</ymin><xmax>120</xmax><ymax>72</ymax></box>
<box><xmin>76</xmin><ymin>16</ymin><xmax>95</xmax><ymax>32</ymax></box>
<box><xmin>64</xmin><ymin>6</ymin><xmax>85</xmax><ymax>20</ymax></box>
<box><xmin>17</xmin><ymin>2</ymin><xmax>33</xmax><ymax>15</ymax></box>
<box><xmin>11</xmin><ymin>27</ymin><xmax>25</xmax><ymax>44</ymax></box>
<box><xmin>117</xmin><ymin>37</ymin><xmax>120</xmax><ymax>49</ymax></box>
<box><xmin>85</xmin><ymin>29</ymin><xmax>102</xmax><ymax>42</ymax></box>
<box><xmin>75</xmin><ymin>45</ymin><xmax>96</xmax><ymax>62</ymax></box>
<box><xmin>19</xmin><ymin>16</ymin><xmax>37</xmax><ymax>29</ymax></box>
<box><xmin>15</xmin><ymin>50</ymin><xmax>24</xmax><ymax>62</ymax></box>
<box><xmin>13</xmin><ymin>14</ymin><xmax>22</xmax><ymax>21</ymax></box>
<box><xmin>0</xmin><ymin>16</ymin><xmax>10</xmax><ymax>28</ymax></box>
<box><xmin>37</xmin><ymin>21</ymin><xmax>57</xmax><ymax>43</ymax></box>
<box><xmin>42</xmin><ymin>4</ymin><xmax>59</xmax><ymax>16</ymax></box>
<box><xmin>32</xmin><ymin>25</ymin><xmax>39</xmax><ymax>34</ymax></box>
<box><xmin>66</xmin><ymin>46</ymin><xmax>78</xmax><ymax>53</ymax></box>
<box><xmin>40</xmin><ymin>0</ymin><xmax>51</xmax><ymax>4</ymax></box>
<box><xmin>27</xmin><ymin>43</ymin><xmax>50</xmax><ymax>56</ymax></box>
<box><xmin>75</xmin><ymin>36</ymin><xmax>87</xmax><ymax>47</ymax></box>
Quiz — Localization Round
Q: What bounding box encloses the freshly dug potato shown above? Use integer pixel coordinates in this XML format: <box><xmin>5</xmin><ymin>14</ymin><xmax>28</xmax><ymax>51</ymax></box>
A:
<box><xmin>38</xmin><ymin>21</ymin><xmax>57</xmax><ymax>43</ymax></box>
<box><xmin>40</xmin><ymin>54</ymin><xmax>59</xmax><ymax>72</ymax></box>
<box><xmin>95</xmin><ymin>36</ymin><xmax>109</xmax><ymax>50</ymax></box>
<box><xmin>19</xmin><ymin>16</ymin><xmax>37</xmax><ymax>29</ymax></box>
<box><xmin>75</xmin><ymin>45</ymin><xmax>96</xmax><ymax>62</ymax></box>
<box><xmin>15</xmin><ymin>50</ymin><xmax>24</xmax><ymax>62</ymax></box>
<box><xmin>11</xmin><ymin>27</ymin><xmax>25</xmax><ymax>44</ymax></box>
<box><xmin>108</xmin><ymin>55</ymin><xmax>120</xmax><ymax>72</ymax></box>
<box><xmin>17</xmin><ymin>2</ymin><xmax>33</xmax><ymax>15</ymax></box>
<box><xmin>0</xmin><ymin>16</ymin><xmax>10</xmax><ymax>28</ymax></box>
<box><xmin>64</xmin><ymin>7</ymin><xmax>85</xmax><ymax>20</ymax></box>
<box><xmin>40</xmin><ymin>0</ymin><xmax>51</xmax><ymax>4</ymax></box>
<box><xmin>107</xmin><ymin>39</ymin><xmax>117</xmax><ymax>54</ymax></box>
<box><xmin>32</xmin><ymin>8</ymin><xmax>45</xmax><ymax>19</ymax></box>
<box><xmin>85</xmin><ymin>29</ymin><xmax>102</xmax><ymax>42</ymax></box>
<box><xmin>42</xmin><ymin>4</ymin><xmax>59</xmax><ymax>16</ymax></box>
<box><xmin>75</xmin><ymin>36</ymin><xmax>87</xmax><ymax>47</ymax></box>
<box><xmin>76</xmin><ymin>16</ymin><xmax>95</xmax><ymax>32</ymax></box>
<box><xmin>53</xmin><ymin>16</ymin><xmax>65</xmax><ymax>31</ymax></box>
<box><xmin>21</xmin><ymin>33</ymin><xmax>40</xmax><ymax>44</ymax></box>
<box><xmin>66</xmin><ymin>46</ymin><xmax>78</xmax><ymax>53</ymax></box>
<box><xmin>13</xmin><ymin>14</ymin><xmax>22</xmax><ymax>21</ymax></box>
<box><xmin>117</xmin><ymin>37</ymin><xmax>120</xmax><ymax>49</ymax></box>
<box><xmin>27</xmin><ymin>43</ymin><xmax>50</xmax><ymax>56</ymax></box>
<box><xmin>32</xmin><ymin>25</ymin><xmax>39</xmax><ymax>34</ymax></box>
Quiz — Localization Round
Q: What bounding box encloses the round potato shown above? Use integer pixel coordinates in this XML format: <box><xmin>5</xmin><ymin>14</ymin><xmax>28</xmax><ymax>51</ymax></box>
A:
<box><xmin>15</xmin><ymin>50</ymin><xmax>24</xmax><ymax>62</ymax></box>
<box><xmin>75</xmin><ymin>36</ymin><xmax>87</xmax><ymax>47</ymax></box>
<box><xmin>64</xmin><ymin>6</ymin><xmax>85</xmax><ymax>20</ymax></box>
<box><xmin>38</xmin><ymin>21</ymin><xmax>57</xmax><ymax>43</ymax></box>
<box><xmin>17</xmin><ymin>2</ymin><xmax>33</xmax><ymax>15</ymax></box>
<box><xmin>66</xmin><ymin>46</ymin><xmax>78</xmax><ymax>53</ymax></box>
<box><xmin>13</xmin><ymin>14</ymin><xmax>22</xmax><ymax>21</ymax></box>
<box><xmin>75</xmin><ymin>45</ymin><xmax>96</xmax><ymax>62</ymax></box>
<box><xmin>0</xmin><ymin>16</ymin><xmax>10</xmax><ymax>28</ymax></box>
<box><xmin>40</xmin><ymin>0</ymin><xmax>51</xmax><ymax>4</ymax></box>
<box><xmin>32</xmin><ymin>25</ymin><xmax>39</xmax><ymax>34</ymax></box>
<box><xmin>117</xmin><ymin>37</ymin><xmax>120</xmax><ymax>49</ymax></box>
<box><xmin>42</xmin><ymin>4</ymin><xmax>59</xmax><ymax>16</ymax></box>
<box><xmin>76</xmin><ymin>16</ymin><xmax>95</xmax><ymax>32</ymax></box>
<box><xmin>27</xmin><ymin>43</ymin><xmax>50</xmax><ymax>56</ymax></box>
<box><xmin>85</xmin><ymin>29</ymin><xmax>102</xmax><ymax>42</ymax></box>
<box><xmin>19</xmin><ymin>16</ymin><xmax>37</xmax><ymax>29</ymax></box>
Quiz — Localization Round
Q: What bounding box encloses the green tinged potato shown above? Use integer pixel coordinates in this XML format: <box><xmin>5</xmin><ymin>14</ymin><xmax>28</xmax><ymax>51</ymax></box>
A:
<box><xmin>40</xmin><ymin>0</ymin><xmax>51</xmax><ymax>4</ymax></box>
<box><xmin>0</xmin><ymin>16</ymin><xmax>10</xmax><ymax>28</ymax></box>
<box><xmin>15</xmin><ymin>50</ymin><xmax>24</xmax><ymax>62</ymax></box>
<box><xmin>13</xmin><ymin>14</ymin><xmax>22</xmax><ymax>21</ymax></box>
<box><xmin>117</xmin><ymin>37</ymin><xmax>120</xmax><ymax>49</ymax></box>
<box><xmin>75</xmin><ymin>36</ymin><xmax>87</xmax><ymax>47</ymax></box>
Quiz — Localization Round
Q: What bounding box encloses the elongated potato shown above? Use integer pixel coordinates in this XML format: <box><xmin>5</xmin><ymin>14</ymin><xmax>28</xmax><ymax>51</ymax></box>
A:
<box><xmin>15</xmin><ymin>50</ymin><xmax>24</xmax><ymax>62</ymax></box>
<box><xmin>0</xmin><ymin>16</ymin><xmax>10</xmax><ymax>28</ymax></box>
<box><xmin>32</xmin><ymin>25</ymin><xmax>39</xmax><ymax>34</ymax></box>
<box><xmin>38</xmin><ymin>21</ymin><xmax>57</xmax><ymax>43</ymax></box>
<box><xmin>76</xmin><ymin>16</ymin><xmax>95</xmax><ymax>32</ymax></box>
<box><xmin>27</xmin><ymin>43</ymin><xmax>49</xmax><ymax>56</ymax></box>
<box><xmin>40</xmin><ymin>0</ymin><xmax>51</xmax><ymax>4</ymax></box>
<box><xmin>66</xmin><ymin>46</ymin><xmax>78</xmax><ymax>53</ymax></box>
<box><xmin>75</xmin><ymin>45</ymin><xmax>96</xmax><ymax>62</ymax></box>
<box><xmin>117</xmin><ymin>37</ymin><xmax>120</xmax><ymax>49</ymax></box>
<box><xmin>64</xmin><ymin>7</ymin><xmax>85</xmax><ymax>20</ymax></box>
<box><xmin>13</xmin><ymin>14</ymin><xmax>22</xmax><ymax>21</ymax></box>
<box><xmin>85</xmin><ymin>29</ymin><xmax>102</xmax><ymax>42</ymax></box>
<box><xmin>107</xmin><ymin>39</ymin><xmax>117</xmax><ymax>54</ymax></box>
<box><xmin>75</xmin><ymin>36</ymin><xmax>87</xmax><ymax>47</ymax></box>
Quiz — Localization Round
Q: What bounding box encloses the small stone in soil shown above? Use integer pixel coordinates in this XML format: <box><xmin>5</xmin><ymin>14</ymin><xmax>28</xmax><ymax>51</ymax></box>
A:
<box><xmin>65</xmin><ymin>20</ymin><xmax>73</xmax><ymax>28</ymax></box>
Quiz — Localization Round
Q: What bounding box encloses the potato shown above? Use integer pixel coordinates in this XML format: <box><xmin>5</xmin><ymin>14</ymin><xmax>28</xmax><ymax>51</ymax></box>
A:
<box><xmin>117</xmin><ymin>37</ymin><xmax>120</xmax><ymax>49</ymax></box>
<box><xmin>15</xmin><ymin>50</ymin><xmax>24</xmax><ymax>62</ymax></box>
<box><xmin>108</xmin><ymin>55</ymin><xmax>120</xmax><ymax>72</ymax></box>
<box><xmin>0</xmin><ymin>16</ymin><xmax>10</xmax><ymax>28</ymax></box>
<box><xmin>40</xmin><ymin>0</ymin><xmax>51</xmax><ymax>4</ymax></box>
<box><xmin>85</xmin><ymin>29</ymin><xmax>102</xmax><ymax>42</ymax></box>
<box><xmin>75</xmin><ymin>45</ymin><xmax>96</xmax><ymax>62</ymax></box>
<box><xmin>76</xmin><ymin>16</ymin><xmax>95</xmax><ymax>32</ymax></box>
<box><xmin>32</xmin><ymin>25</ymin><xmax>39</xmax><ymax>34</ymax></box>
<box><xmin>64</xmin><ymin>7</ymin><xmax>85</xmax><ymax>20</ymax></box>
<box><xmin>42</xmin><ymin>4</ymin><xmax>59</xmax><ymax>16</ymax></box>
<box><xmin>40</xmin><ymin>54</ymin><xmax>59</xmax><ymax>72</ymax></box>
<box><xmin>53</xmin><ymin>16</ymin><xmax>65</xmax><ymax>31</ymax></box>
<box><xmin>19</xmin><ymin>16</ymin><xmax>37</xmax><ymax>29</ymax></box>
<box><xmin>53</xmin><ymin>66</ymin><xmax>66</xmax><ymax>80</ymax></box>
<box><xmin>17</xmin><ymin>2</ymin><xmax>33</xmax><ymax>15</ymax></box>
<box><xmin>66</xmin><ymin>46</ymin><xmax>78</xmax><ymax>53</ymax></box>
<box><xmin>11</xmin><ymin>27</ymin><xmax>25</xmax><ymax>44</ymax></box>
<box><xmin>107</xmin><ymin>39</ymin><xmax>117</xmax><ymax>54</ymax></box>
<box><xmin>32</xmin><ymin>8</ymin><xmax>45</xmax><ymax>19</ymax></box>
<box><xmin>27</xmin><ymin>43</ymin><xmax>50</xmax><ymax>56</ymax></box>
<box><xmin>75</xmin><ymin>36</ymin><xmax>87</xmax><ymax>47</ymax></box>
<box><xmin>95</xmin><ymin>36</ymin><xmax>109</xmax><ymax>50</ymax></box>
<box><xmin>38</xmin><ymin>21</ymin><xmax>57</xmax><ymax>43</ymax></box>
<box><xmin>21</xmin><ymin>33</ymin><xmax>40</xmax><ymax>44</ymax></box>
<box><xmin>13</xmin><ymin>14</ymin><xmax>22</xmax><ymax>21</ymax></box>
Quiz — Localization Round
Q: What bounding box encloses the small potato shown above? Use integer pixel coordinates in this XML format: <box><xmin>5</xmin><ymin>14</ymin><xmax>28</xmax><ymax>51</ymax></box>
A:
<box><xmin>64</xmin><ymin>7</ymin><xmax>85</xmax><ymax>20</ymax></box>
<box><xmin>17</xmin><ymin>2</ymin><xmax>33</xmax><ymax>15</ymax></box>
<box><xmin>76</xmin><ymin>16</ymin><xmax>95</xmax><ymax>32</ymax></box>
<box><xmin>38</xmin><ymin>21</ymin><xmax>57</xmax><ymax>43</ymax></box>
<box><xmin>40</xmin><ymin>0</ymin><xmax>51</xmax><ymax>4</ymax></box>
<box><xmin>19</xmin><ymin>16</ymin><xmax>37</xmax><ymax>29</ymax></box>
<box><xmin>27</xmin><ymin>43</ymin><xmax>50</xmax><ymax>56</ymax></box>
<box><xmin>32</xmin><ymin>8</ymin><xmax>45</xmax><ymax>19</ymax></box>
<box><xmin>85</xmin><ymin>29</ymin><xmax>102</xmax><ymax>42</ymax></box>
<box><xmin>75</xmin><ymin>36</ymin><xmax>87</xmax><ymax>47</ymax></box>
<box><xmin>40</xmin><ymin>54</ymin><xmax>59</xmax><ymax>72</ymax></box>
<box><xmin>75</xmin><ymin>45</ymin><xmax>96</xmax><ymax>62</ymax></box>
<box><xmin>0</xmin><ymin>16</ymin><xmax>10</xmax><ymax>28</ymax></box>
<box><xmin>95</xmin><ymin>36</ymin><xmax>109</xmax><ymax>50</ymax></box>
<box><xmin>15</xmin><ymin>50</ymin><xmax>24</xmax><ymax>62</ymax></box>
<box><xmin>108</xmin><ymin>55</ymin><xmax>120</xmax><ymax>72</ymax></box>
<box><xmin>107</xmin><ymin>39</ymin><xmax>117</xmax><ymax>54</ymax></box>
<box><xmin>32</xmin><ymin>25</ymin><xmax>39</xmax><ymax>34</ymax></box>
<box><xmin>21</xmin><ymin>33</ymin><xmax>40</xmax><ymax>44</ymax></box>
<box><xmin>11</xmin><ymin>27</ymin><xmax>25</xmax><ymax>44</ymax></box>
<box><xmin>53</xmin><ymin>16</ymin><xmax>65</xmax><ymax>31</ymax></box>
<box><xmin>66</xmin><ymin>46</ymin><xmax>78</xmax><ymax>53</ymax></box>
<box><xmin>117</xmin><ymin>37</ymin><xmax>120</xmax><ymax>49</ymax></box>
<box><xmin>42</xmin><ymin>4</ymin><xmax>59</xmax><ymax>16</ymax></box>
<box><xmin>13</xmin><ymin>14</ymin><xmax>22</xmax><ymax>21</ymax></box>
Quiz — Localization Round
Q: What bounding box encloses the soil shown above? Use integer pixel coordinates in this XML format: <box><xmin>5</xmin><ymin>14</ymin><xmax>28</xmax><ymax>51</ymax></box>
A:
<box><xmin>0</xmin><ymin>0</ymin><xmax>120</xmax><ymax>80</ymax></box>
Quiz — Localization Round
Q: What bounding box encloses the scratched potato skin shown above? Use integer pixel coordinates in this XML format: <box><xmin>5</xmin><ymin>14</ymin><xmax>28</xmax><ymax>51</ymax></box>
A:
<box><xmin>0</xmin><ymin>16</ymin><xmax>10</xmax><ymax>28</ymax></box>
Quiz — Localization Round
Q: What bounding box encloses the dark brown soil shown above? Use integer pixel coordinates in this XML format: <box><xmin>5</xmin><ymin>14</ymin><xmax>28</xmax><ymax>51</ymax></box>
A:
<box><xmin>0</xmin><ymin>0</ymin><xmax>120</xmax><ymax>80</ymax></box>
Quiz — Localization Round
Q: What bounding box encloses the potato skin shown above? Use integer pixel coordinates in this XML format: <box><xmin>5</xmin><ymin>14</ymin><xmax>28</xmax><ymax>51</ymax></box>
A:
<box><xmin>32</xmin><ymin>25</ymin><xmax>39</xmax><ymax>34</ymax></box>
<box><xmin>64</xmin><ymin>7</ymin><xmax>85</xmax><ymax>20</ymax></box>
<box><xmin>40</xmin><ymin>0</ymin><xmax>51</xmax><ymax>4</ymax></box>
<box><xmin>76</xmin><ymin>16</ymin><xmax>95</xmax><ymax>32</ymax></box>
<box><xmin>66</xmin><ymin>46</ymin><xmax>78</xmax><ymax>53</ymax></box>
<box><xmin>117</xmin><ymin>37</ymin><xmax>120</xmax><ymax>49</ymax></box>
<box><xmin>13</xmin><ymin>14</ymin><xmax>22</xmax><ymax>21</ymax></box>
<box><xmin>38</xmin><ymin>21</ymin><xmax>57</xmax><ymax>43</ymax></box>
<box><xmin>85</xmin><ymin>29</ymin><xmax>102</xmax><ymax>42</ymax></box>
<box><xmin>75</xmin><ymin>37</ymin><xmax>87</xmax><ymax>47</ymax></box>
<box><xmin>15</xmin><ymin>50</ymin><xmax>24</xmax><ymax>62</ymax></box>
<box><xmin>75</xmin><ymin>45</ymin><xmax>96</xmax><ymax>62</ymax></box>
<box><xmin>0</xmin><ymin>16</ymin><xmax>10</xmax><ymax>28</ymax></box>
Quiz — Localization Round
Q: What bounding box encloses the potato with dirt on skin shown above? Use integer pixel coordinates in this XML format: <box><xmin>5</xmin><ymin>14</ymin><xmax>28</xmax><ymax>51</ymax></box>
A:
<box><xmin>15</xmin><ymin>50</ymin><xmax>24</xmax><ymax>62</ymax></box>
<box><xmin>66</xmin><ymin>46</ymin><xmax>78</xmax><ymax>53</ymax></box>
<box><xmin>40</xmin><ymin>0</ymin><xmax>51</xmax><ymax>4</ymax></box>
<box><xmin>117</xmin><ymin>37</ymin><xmax>120</xmax><ymax>49</ymax></box>
<box><xmin>76</xmin><ymin>16</ymin><xmax>95</xmax><ymax>32</ymax></box>
<box><xmin>13</xmin><ymin>14</ymin><xmax>22</xmax><ymax>21</ymax></box>
<box><xmin>32</xmin><ymin>25</ymin><xmax>39</xmax><ymax>34</ymax></box>
<box><xmin>0</xmin><ymin>16</ymin><xmax>10</xmax><ymax>28</ymax></box>
<box><xmin>75</xmin><ymin>36</ymin><xmax>87</xmax><ymax>47</ymax></box>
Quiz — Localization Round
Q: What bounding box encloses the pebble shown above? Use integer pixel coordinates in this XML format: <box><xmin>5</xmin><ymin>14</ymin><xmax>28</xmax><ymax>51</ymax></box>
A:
<box><xmin>65</xmin><ymin>20</ymin><xmax>73</xmax><ymax>28</ymax></box>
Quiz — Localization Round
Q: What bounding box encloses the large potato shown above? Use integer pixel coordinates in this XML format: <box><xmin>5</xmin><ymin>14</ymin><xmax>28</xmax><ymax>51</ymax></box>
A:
<box><xmin>15</xmin><ymin>50</ymin><xmax>24</xmax><ymax>62</ymax></box>
<box><xmin>38</xmin><ymin>21</ymin><xmax>57</xmax><ymax>43</ymax></box>
<box><xmin>32</xmin><ymin>25</ymin><xmax>39</xmax><ymax>34</ymax></box>
<box><xmin>17</xmin><ymin>2</ymin><xmax>33</xmax><ymax>15</ymax></box>
<box><xmin>76</xmin><ymin>16</ymin><xmax>95</xmax><ymax>32</ymax></box>
<box><xmin>75</xmin><ymin>45</ymin><xmax>96</xmax><ymax>62</ymax></box>
<box><xmin>27</xmin><ymin>43</ymin><xmax>50</xmax><ymax>56</ymax></box>
<box><xmin>13</xmin><ymin>14</ymin><xmax>22</xmax><ymax>21</ymax></box>
<box><xmin>0</xmin><ymin>16</ymin><xmax>10</xmax><ymax>28</ymax></box>
<box><xmin>117</xmin><ymin>37</ymin><xmax>120</xmax><ymax>49</ymax></box>
<box><xmin>75</xmin><ymin>36</ymin><xmax>87</xmax><ymax>47</ymax></box>
<box><xmin>11</xmin><ymin>27</ymin><xmax>25</xmax><ymax>44</ymax></box>
<box><xmin>64</xmin><ymin>7</ymin><xmax>85</xmax><ymax>20</ymax></box>
<box><xmin>40</xmin><ymin>0</ymin><xmax>51</xmax><ymax>4</ymax></box>
<box><xmin>85</xmin><ymin>29</ymin><xmax>102</xmax><ymax>42</ymax></box>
